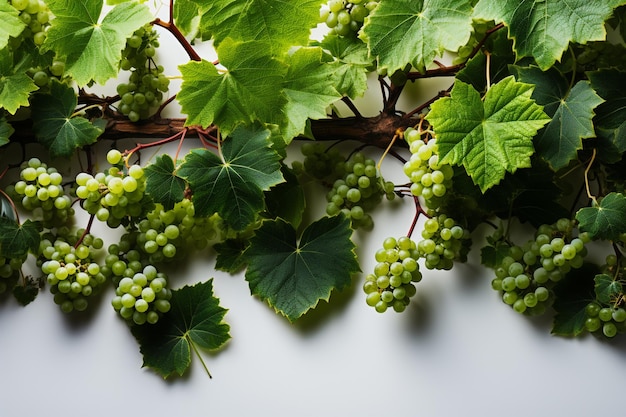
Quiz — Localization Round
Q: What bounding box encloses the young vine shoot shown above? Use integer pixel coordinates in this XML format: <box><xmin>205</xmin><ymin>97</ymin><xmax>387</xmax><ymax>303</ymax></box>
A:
<box><xmin>1</xmin><ymin>0</ymin><xmax>626</xmax><ymax>378</ymax></box>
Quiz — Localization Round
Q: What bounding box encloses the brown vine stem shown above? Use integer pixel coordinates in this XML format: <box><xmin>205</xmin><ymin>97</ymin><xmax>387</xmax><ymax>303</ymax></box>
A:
<box><xmin>152</xmin><ymin>18</ymin><xmax>202</xmax><ymax>62</ymax></box>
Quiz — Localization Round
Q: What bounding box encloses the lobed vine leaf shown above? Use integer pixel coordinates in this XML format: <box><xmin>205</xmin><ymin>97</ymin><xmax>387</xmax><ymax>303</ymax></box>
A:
<box><xmin>425</xmin><ymin>76</ymin><xmax>551</xmax><ymax>192</ymax></box>
<box><xmin>264</xmin><ymin>164</ymin><xmax>306</xmax><ymax>230</ymax></box>
<box><xmin>144</xmin><ymin>154</ymin><xmax>187</xmax><ymax>211</ymax></box>
<box><xmin>594</xmin><ymin>274</ymin><xmax>623</xmax><ymax>305</ymax></box>
<box><xmin>0</xmin><ymin>116</ymin><xmax>14</xmax><ymax>147</ymax></box>
<box><xmin>177</xmin><ymin>124</ymin><xmax>284</xmax><ymax>231</ymax></box>
<box><xmin>178</xmin><ymin>39</ymin><xmax>287</xmax><ymax>134</ymax></box>
<box><xmin>0</xmin><ymin>217</ymin><xmax>41</xmax><ymax>259</ymax></box>
<box><xmin>576</xmin><ymin>192</ymin><xmax>626</xmax><ymax>241</ymax></box>
<box><xmin>552</xmin><ymin>263</ymin><xmax>598</xmax><ymax>337</ymax></box>
<box><xmin>0</xmin><ymin>1</ymin><xmax>26</xmax><ymax>50</ymax></box>
<box><xmin>30</xmin><ymin>80</ymin><xmax>103</xmax><ymax>158</ymax></box>
<box><xmin>0</xmin><ymin>48</ymin><xmax>38</xmax><ymax>115</ymax></box>
<box><xmin>244</xmin><ymin>215</ymin><xmax>360</xmax><ymax>322</ymax></box>
<box><xmin>474</xmin><ymin>0</ymin><xmax>626</xmax><ymax>70</ymax></box>
<box><xmin>41</xmin><ymin>0</ymin><xmax>153</xmax><ymax>86</ymax></box>
<box><xmin>361</xmin><ymin>0</ymin><xmax>474</xmax><ymax>73</ymax></box>
<box><xmin>588</xmin><ymin>69</ymin><xmax>626</xmax><ymax>159</ymax></box>
<box><xmin>200</xmin><ymin>0</ymin><xmax>324</xmax><ymax>55</ymax></box>
<box><xmin>131</xmin><ymin>280</ymin><xmax>230</xmax><ymax>379</ymax></box>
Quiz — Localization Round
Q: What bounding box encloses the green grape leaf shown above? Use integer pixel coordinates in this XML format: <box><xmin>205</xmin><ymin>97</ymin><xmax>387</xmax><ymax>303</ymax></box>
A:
<box><xmin>0</xmin><ymin>48</ymin><xmax>38</xmax><ymax>115</ymax></box>
<box><xmin>316</xmin><ymin>34</ymin><xmax>372</xmax><ymax>99</ymax></box>
<box><xmin>173</xmin><ymin>0</ymin><xmax>204</xmax><ymax>39</ymax></box>
<box><xmin>201</xmin><ymin>0</ymin><xmax>323</xmax><ymax>54</ymax></box>
<box><xmin>12</xmin><ymin>276</ymin><xmax>42</xmax><ymax>306</ymax></box>
<box><xmin>244</xmin><ymin>215</ymin><xmax>360</xmax><ymax>322</ymax></box>
<box><xmin>360</xmin><ymin>0</ymin><xmax>474</xmax><ymax>73</ymax></box>
<box><xmin>178</xmin><ymin>39</ymin><xmax>287</xmax><ymax>134</ymax></box>
<box><xmin>0</xmin><ymin>116</ymin><xmax>14</xmax><ymax>147</ymax></box>
<box><xmin>509</xmin><ymin>65</ymin><xmax>570</xmax><ymax>117</ymax></box>
<box><xmin>177</xmin><ymin>125</ymin><xmax>284</xmax><ymax>231</ymax></box>
<box><xmin>594</xmin><ymin>273</ymin><xmax>623</xmax><ymax>304</ymax></box>
<box><xmin>474</xmin><ymin>0</ymin><xmax>625</xmax><ymax>70</ymax></box>
<box><xmin>480</xmin><ymin>241</ymin><xmax>512</xmax><ymax>269</ymax></box>
<box><xmin>588</xmin><ymin>69</ymin><xmax>626</xmax><ymax>159</ymax></box>
<box><xmin>144</xmin><ymin>154</ymin><xmax>187</xmax><ymax>211</ymax></box>
<box><xmin>278</xmin><ymin>47</ymin><xmax>342</xmax><ymax>141</ymax></box>
<box><xmin>30</xmin><ymin>80</ymin><xmax>103</xmax><ymax>158</ymax></box>
<box><xmin>264</xmin><ymin>164</ymin><xmax>306</xmax><ymax>229</ymax></box>
<box><xmin>41</xmin><ymin>0</ymin><xmax>153</xmax><ymax>86</ymax></box>
<box><xmin>214</xmin><ymin>238</ymin><xmax>250</xmax><ymax>273</ymax></box>
<box><xmin>551</xmin><ymin>263</ymin><xmax>598</xmax><ymax>337</ymax></box>
<box><xmin>0</xmin><ymin>1</ymin><xmax>26</xmax><ymax>49</ymax></box>
<box><xmin>131</xmin><ymin>280</ymin><xmax>230</xmax><ymax>379</ymax></box>
<box><xmin>0</xmin><ymin>218</ymin><xmax>41</xmax><ymax>259</ymax></box>
<box><xmin>576</xmin><ymin>192</ymin><xmax>626</xmax><ymax>241</ymax></box>
<box><xmin>425</xmin><ymin>76</ymin><xmax>551</xmax><ymax>192</ymax></box>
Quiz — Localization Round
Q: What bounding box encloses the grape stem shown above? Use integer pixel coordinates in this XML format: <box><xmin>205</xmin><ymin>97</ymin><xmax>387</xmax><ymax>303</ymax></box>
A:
<box><xmin>74</xmin><ymin>214</ymin><xmax>96</xmax><ymax>249</ymax></box>
<box><xmin>406</xmin><ymin>195</ymin><xmax>428</xmax><ymax>238</ymax></box>
<box><xmin>584</xmin><ymin>148</ymin><xmax>598</xmax><ymax>205</ymax></box>
<box><xmin>187</xmin><ymin>334</ymin><xmax>213</xmax><ymax>378</ymax></box>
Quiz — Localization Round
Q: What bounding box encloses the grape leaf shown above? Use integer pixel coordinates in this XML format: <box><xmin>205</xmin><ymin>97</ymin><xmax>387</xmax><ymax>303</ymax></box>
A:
<box><xmin>244</xmin><ymin>215</ymin><xmax>360</xmax><ymax>322</ymax></box>
<box><xmin>474</xmin><ymin>0</ymin><xmax>625</xmax><ymax>70</ymax></box>
<box><xmin>30</xmin><ymin>80</ymin><xmax>103</xmax><ymax>158</ymax></box>
<box><xmin>0</xmin><ymin>116</ymin><xmax>14</xmax><ymax>147</ymax></box>
<box><xmin>131</xmin><ymin>280</ymin><xmax>230</xmax><ymax>379</ymax></box>
<box><xmin>425</xmin><ymin>76</ymin><xmax>551</xmax><ymax>192</ymax></box>
<box><xmin>315</xmin><ymin>34</ymin><xmax>372</xmax><ymax>99</ymax></box>
<box><xmin>214</xmin><ymin>238</ymin><xmax>250</xmax><ymax>273</ymax></box>
<box><xmin>278</xmin><ymin>47</ymin><xmax>342</xmax><ymax>141</ymax></box>
<box><xmin>588</xmin><ymin>69</ymin><xmax>626</xmax><ymax>158</ymax></box>
<box><xmin>173</xmin><ymin>0</ymin><xmax>204</xmax><ymax>40</ymax></box>
<box><xmin>177</xmin><ymin>124</ymin><xmax>284</xmax><ymax>231</ymax></box>
<box><xmin>551</xmin><ymin>263</ymin><xmax>598</xmax><ymax>337</ymax></box>
<box><xmin>200</xmin><ymin>0</ymin><xmax>324</xmax><ymax>54</ymax></box>
<box><xmin>144</xmin><ymin>154</ymin><xmax>187</xmax><ymax>211</ymax></box>
<box><xmin>264</xmin><ymin>164</ymin><xmax>306</xmax><ymax>230</ymax></box>
<box><xmin>0</xmin><ymin>48</ymin><xmax>38</xmax><ymax>115</ymax></box>
<box><xmin>534</xmin><ymin>80</ymin><xmax>604</xmax><ymax>171</ymax></box>
<box><xmin>12</xmin><ymin>276</ymin><xmax>42</xmax><ymax>306</ymax></box>
<box><xmin>0</xmin><ymin>1</ymin><xmax>26</xmax><ymax>50</ymax></box>
<box><xmin>41</xmin><ymin>0</ymin><xmax>153</xmax><ymax>86</ymax></box>
<box><xmin>360</xmin><ymin>0</ymin><xmax>474</xmax><ymax>73</ymax></box>
<box><xmin>178</xmin><ymin>39</ymin><xmax>287</xmax><ymax>134</ymax></box>
<box><xmin>0</xmin><ymin>218</ymin><xmax>41</xmax><ymax>259</ymax></box>
<box><xmin>594</xmin><ymin>273</ymin><xmax>623</xmax><ymax>304</ymax></box>
<box><xmin>509</xmin><ymin>65</ymin><xmax>570</xmax><ymax>117</ymax></box>
<box><xmin>576</xmin><ymin>192</ymin><xmax>626</xmax><ymax>241</ymax></box>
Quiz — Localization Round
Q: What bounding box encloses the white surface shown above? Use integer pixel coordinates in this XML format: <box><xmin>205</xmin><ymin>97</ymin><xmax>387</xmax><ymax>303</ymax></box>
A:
<box><xmin>2</xmin><ymin>10</ymin><xmax>626</xmax><ymax>417</ymax></box>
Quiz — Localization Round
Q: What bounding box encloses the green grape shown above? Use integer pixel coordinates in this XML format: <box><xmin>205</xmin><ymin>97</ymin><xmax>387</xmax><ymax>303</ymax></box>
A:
<box><xmin>320</xmin><ymin>0</ymin><xmax>378</xmax><ymax>37</ymax></box>
<box><xmin>363</xmin><ymin>236</ymin><xmax>421</xmax><ymax>313</ymax></box>
<box><xmin>417</xmin><ymin>214</ymin><xmax>470</xmax><ymax>270</ymax></box>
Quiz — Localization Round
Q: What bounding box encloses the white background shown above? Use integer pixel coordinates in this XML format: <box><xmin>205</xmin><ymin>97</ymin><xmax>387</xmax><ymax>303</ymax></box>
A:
<box><xmin>2</xmin><ymin>4</ymin><xmax>626</xmax><ymax>417</ymax></box>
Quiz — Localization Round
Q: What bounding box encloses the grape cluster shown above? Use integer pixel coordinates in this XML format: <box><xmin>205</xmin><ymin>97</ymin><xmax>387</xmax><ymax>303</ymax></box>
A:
<box><xmin>452</xmin><ymin>19</ymin><xmax>496</xmax><ymax>65</ymax></box>
<box><xmin>75</xmin><ymin>150</ymin><xmax>153</xmax><ymax>228</ymax></box>
<box><xmin>9</xmin><ymin>158</ymin><xmax>73</xmax><ymax>228</ymax></box>
<box><xmin>110</xmin><ymin>264</ymin><xmax>172</xmax><ymax>325</ymax></box>
<box><xmin>582</xmin><ymin>255</ymin><xmax>626</xmax><ymax>338</ymax></box>
<box><xmin>295</xmin><ymin>142</ymin><xmax>345</xmax><ymax>181</ymax></box>
<box><xmin>320</xmin><ymin>0</ymin><xmax>379</xmax><ymax>37</ymax></box>
<box><xmin>39</xmin><ymin>230</ymin><xmax>106</xmax><ymax>313</ymax></box>
<box><xmin>363</xmin><ymin>236</ymin><xmax>421</xmax><ymax>313</ymax></box>
<box><xmin>116</xmin><ymin>24</ymin><xmax>170</xmax><ymax>122</ymax></box>
<box><xmin>403</xmin><ymin>127</ymin><xmax>454</xmax><ymax>210</ymax></box>
<box><xmin>490</xmin><ymin>218</ymin><xmax>589</xmax><ymax>315</ymax></box>
<box><xmin>134</xmin><ymin>199</ymin><xmax>220</xmax><ymax>264</ymax></box>
<box><xmin>325</xmin><ymin>151</ymin><xmax>394</xmax><ymax>229</ymax></box>
<box><xmin>10</xmin><ymin>0</ymin><xmax>51</xmax><ymax>46</ymax></box>
<box><xmin>417</xmin><ymin>214</ymin><xmax>470</xmax><ymax>270</ymax></box>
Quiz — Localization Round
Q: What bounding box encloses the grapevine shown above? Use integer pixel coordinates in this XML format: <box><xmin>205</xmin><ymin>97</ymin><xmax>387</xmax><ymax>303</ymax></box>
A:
<box><xmin>1</xmin><ymin>0</ymin><xmax>626</xmax><ymax>385</ymax></box>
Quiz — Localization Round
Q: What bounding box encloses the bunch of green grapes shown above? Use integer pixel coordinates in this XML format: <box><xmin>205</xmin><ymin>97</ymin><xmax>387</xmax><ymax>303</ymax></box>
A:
<box><xmin>325</xmin><ymin>151</ymin><xmax>394</xmax><ymax>229</ymax></box>
<box><xmin>403</xmin><ymin>127</ymin><xmax>454</xmax><ymax>210</ymax></box>
<box><xmin>110</xmin><ymin>264</ymin><xmax>172</xmax><ymax>325</ymax></box>
<box><xmin>582</xmin><ymin>254</ymin><xmax>626</xmax><ymax>338</ymax></box>
<box><xmin>8</xmin><ymin>158</ymin><xmax>73</xmax><ymax>228</ymax></box>
<box><xmin>452</xmin><ymin>18</ymin><xmax>497</xmax><ymax>65</ymax></box>
<box><xmin>363</xmin><ymin>236</ymin><xmax>422</xmax><ymax>313</ymax></box>
<box><xmin>490</xmin><ymin>218</ymin><xmax>589</xmax><ymax>316</ymax></box>
<box><xmin>75</xmin><ymin>150</ymin><xmax>153</xmax><ymax>228</ymax></box>
<box><xmin>39</xmin><ymin>230</ymin><xmax>106</xmax><ymax>313</ymax></box>
<box><xmin>134</xmin><ymin>199</ymin><xmax>220</xmax><ymax>264</ymax></box>
<box><xmin>294</xmin><ymin>142</ymin><xmax>345</xmax><ymax>181</ymax></box>
<box><xmin>417</xmin><ymin>214</ymin><xmax>470</xmax><ymax>270</ymax></box>
<box><xmin>320</xmin><ymin>0</ymin><xmax>379</xmax><ymax>37</ymax></box>
<box><xmin>10</xmin><ymin>0</ymin><xmax>52</xmax><ymax>46</ymax></box>
<box><xmin>116</xmin><ymin>24</ymin><xmax>170</xmax><ymax>122</ymax></box>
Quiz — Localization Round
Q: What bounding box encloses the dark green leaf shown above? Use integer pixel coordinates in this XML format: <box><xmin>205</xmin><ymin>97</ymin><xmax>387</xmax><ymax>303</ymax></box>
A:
<box><xmin>244</xmin><ymin>215</ymin><xmax>360</xmax><ymax>322</ymax></box>
<box><xmin>594</xmin><ymin>273</ymin><xmax>623</xmax><ymax>304</ymax></box>
<box><xmin>264</xmin><ymin>164</ymin><xmax>306</xmax><ymax>229</ymax></box>
<box><xmin>144</xmin><ymin>154</ymin><xmax>187</xmax><ymax>211</ymax></box>
<box><xmin>30</xmin><ymin>80</ymin><xmax>103</xmax><ymax>158</ymax></box>
<box><xmin>588</xmin><ymin>69</ymin><xmax>626</xmax><ymax>159</ymax></box>
<box><xmin>214</xmin><ymin>238</ymin><xmax>250</xmax><ymax>273</ymax></box>
<box><xmin>131</xmin><ymin>280</ymin><xmax>230</xmax><ymax>379</ymax></box>
<box><xmin>552</xmin><ymin>263</ymin><xmax>599</xmax><ymax>337</ymax></box>
<box><xmin>12</xmin><ymin>276</ymin><xmax>42</xmax><ymax>306</ymax></box>
<box><xmin>0</xmin><ymin>218</ymin><xmax>41</xmax><ymax>258</ymax></box>
<box><xmin>0</xmin><ymin>116</ymin><xmax>14</xmax><ymax>147</ymax></box>
<box><xmin>576</xmin><ymin>192</ymin><xmax>626</xmax><ymax>241</ymax></box>
<box><xmin>177</xmin><ymin>124</ymin><xmax>284</xmax><ymax>231</ymax></box>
